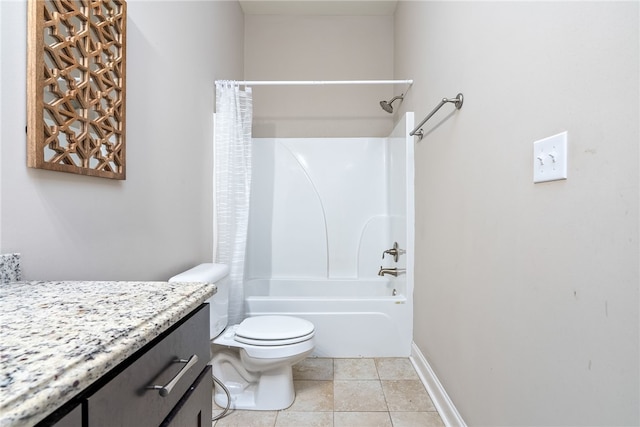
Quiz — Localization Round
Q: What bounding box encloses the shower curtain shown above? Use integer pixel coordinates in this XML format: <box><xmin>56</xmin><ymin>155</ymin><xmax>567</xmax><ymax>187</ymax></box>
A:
<box><xmin>214</xmin><ymin>82</ymin><xmax>253</xmax><ymax>324</ymax></box>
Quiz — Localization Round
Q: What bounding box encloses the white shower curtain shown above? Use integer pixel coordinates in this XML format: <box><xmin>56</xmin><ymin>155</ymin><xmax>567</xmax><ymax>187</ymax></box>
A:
<box><xmin>214</xmin><ymin>82</ymin><xmax>252</xmax><ymax>325</ymax></box>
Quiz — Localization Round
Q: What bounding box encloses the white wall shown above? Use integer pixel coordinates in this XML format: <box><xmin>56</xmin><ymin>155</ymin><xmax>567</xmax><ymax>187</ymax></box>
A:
<box><xmin>244</xmin><ymin>14</ymin><xmax>396</xmax><ymax>137</ymax></box>
<box><xmin>0</xmin><ymin>0</ymin><xmax>244</xmax><ymax>280</ymax></box>
<box><xmin>395</xmin><ymin>1</ymin><xmax>639</xmax><ymax>425</ymax></box>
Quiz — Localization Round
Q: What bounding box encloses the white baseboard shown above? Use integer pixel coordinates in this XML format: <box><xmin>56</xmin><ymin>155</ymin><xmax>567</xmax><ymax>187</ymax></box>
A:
<box><xmin>410</xmin><ymin>342</ymin><xmax>466</xmax><ymax>427</ymax></box>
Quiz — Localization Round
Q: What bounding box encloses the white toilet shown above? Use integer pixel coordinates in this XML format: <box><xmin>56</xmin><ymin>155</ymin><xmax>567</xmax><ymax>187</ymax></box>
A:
<box><xmin>169</xmin><ymin>263</ymin><xmax>315</xmax><ymax>411</ymax></box>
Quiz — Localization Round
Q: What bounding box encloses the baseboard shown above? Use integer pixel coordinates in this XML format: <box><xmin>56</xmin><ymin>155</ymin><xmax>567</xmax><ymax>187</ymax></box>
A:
<box><xmin>410</xmin><ymin>342</ymin><xmax>466</xmax><ymax>427</ymax></box>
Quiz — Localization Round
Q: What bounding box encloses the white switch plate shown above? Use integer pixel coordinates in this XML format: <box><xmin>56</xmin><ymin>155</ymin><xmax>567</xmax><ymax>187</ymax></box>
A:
<box><xmin>533</xmin><ymin>131</ymin><xmax>568</xmax><ymax>183</ymax></box>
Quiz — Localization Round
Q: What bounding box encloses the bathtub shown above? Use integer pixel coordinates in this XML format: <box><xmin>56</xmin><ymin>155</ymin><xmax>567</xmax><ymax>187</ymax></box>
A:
<box><xmin>244</xmin><ymin>278</ymin><xmax>413</xmax><ymax>358</ymax></box>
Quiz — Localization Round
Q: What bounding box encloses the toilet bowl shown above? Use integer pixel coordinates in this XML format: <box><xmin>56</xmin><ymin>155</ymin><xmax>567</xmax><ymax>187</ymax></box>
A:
<box><xmin>169</xmin><ymin>264</ymin><xmax>315</xmax><ymax>411</ymax></box>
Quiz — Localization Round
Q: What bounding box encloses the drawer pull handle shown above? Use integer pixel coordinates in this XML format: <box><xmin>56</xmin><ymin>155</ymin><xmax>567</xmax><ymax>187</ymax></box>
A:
<box><xmin>147</xmin><ymin>354</ymin><xmax>199</xmax><ymax>397</ymax></box>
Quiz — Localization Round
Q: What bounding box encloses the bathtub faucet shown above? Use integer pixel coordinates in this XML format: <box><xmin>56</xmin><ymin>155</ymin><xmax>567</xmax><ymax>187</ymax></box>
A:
<box><xmin>378</xmin><ymin>266</ymin><xmax>406</xmax><ymax>277</ymax></box>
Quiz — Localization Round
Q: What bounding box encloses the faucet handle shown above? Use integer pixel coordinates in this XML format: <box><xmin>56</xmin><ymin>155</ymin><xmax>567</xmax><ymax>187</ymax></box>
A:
<box><xmin>382</xmin><ymin>242</ymin><xmax>404</xmax><ymax>262</ymax></box>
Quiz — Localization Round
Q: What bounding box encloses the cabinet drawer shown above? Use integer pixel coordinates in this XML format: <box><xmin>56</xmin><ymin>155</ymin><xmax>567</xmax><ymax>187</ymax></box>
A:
<box><xmin>87</xmin><ymin>305</ymin><xmax>209</xmax><ymax>427</ymax></box>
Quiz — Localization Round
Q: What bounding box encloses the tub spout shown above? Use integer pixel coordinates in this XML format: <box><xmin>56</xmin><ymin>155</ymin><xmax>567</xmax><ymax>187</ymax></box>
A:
<box><xmin>378</xmin><ymin>266</ymin><xmax>406</xmax><ymax>277</ymax></box>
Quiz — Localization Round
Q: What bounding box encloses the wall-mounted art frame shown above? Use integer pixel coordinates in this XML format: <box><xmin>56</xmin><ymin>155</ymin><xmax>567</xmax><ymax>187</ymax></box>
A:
<box><xmin>27</xmin><ymin>0</ymin><xmax>127</xmax><ymax>180</ymax></box>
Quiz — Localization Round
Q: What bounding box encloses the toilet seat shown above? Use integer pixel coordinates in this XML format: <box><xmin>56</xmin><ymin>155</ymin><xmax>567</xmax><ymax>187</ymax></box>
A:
<box><xmin>212</xmin><ymin>315</ymin><xmax>316</xmax><ymax>358</ymax></box>
<box><xmin>235</xmin><ymin>316</ymin><xmax>315</xmax><ymax>346</ymax></box>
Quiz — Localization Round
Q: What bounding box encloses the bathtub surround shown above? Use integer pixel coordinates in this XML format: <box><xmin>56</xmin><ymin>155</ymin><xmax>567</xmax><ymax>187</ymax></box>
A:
<box><xmin>247</xmin><ymin>114</ymin><xmax>414</xmax><ymax>280</ymax></box>
<box><xmin>244</xmin><ymin>114</ymin><xmax>414</xmax><ymax>357</ymax></box>
<box><xmin>246</xmin><ymin>137</ymin><xmax>388</xmax><ymax>279</ymax></box>
<box><xmin>0</xmin><ymin>280</ymin><xmax>215</xmax><ymax>426</ymax></box>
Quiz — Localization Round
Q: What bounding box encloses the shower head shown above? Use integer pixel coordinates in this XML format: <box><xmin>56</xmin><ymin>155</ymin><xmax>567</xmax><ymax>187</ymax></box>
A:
<box><xmin>379</xmin><ymin>94</ymin><xmax>404</xmax><ymax>113</ymax></box>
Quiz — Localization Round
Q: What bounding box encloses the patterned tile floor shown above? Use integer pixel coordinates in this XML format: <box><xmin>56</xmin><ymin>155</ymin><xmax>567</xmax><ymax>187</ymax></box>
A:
<box><xmin>212</xmin><ymin>358</ymin><xmax>445</xmax><ymax>427</ymax></box>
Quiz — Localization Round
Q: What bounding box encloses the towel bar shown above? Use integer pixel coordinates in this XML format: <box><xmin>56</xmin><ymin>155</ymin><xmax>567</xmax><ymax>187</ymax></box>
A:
<box><xmin>410</xmin><ymin>93</ymin><xmax>464</xmax><ymax>139</ymax></box>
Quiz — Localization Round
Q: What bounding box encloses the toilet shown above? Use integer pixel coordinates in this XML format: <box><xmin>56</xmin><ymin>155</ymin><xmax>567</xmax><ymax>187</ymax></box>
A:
<box><xmin>169</xmin><ymin>263</ymin><xmax>315</xmax><ymax>411</ymax></box>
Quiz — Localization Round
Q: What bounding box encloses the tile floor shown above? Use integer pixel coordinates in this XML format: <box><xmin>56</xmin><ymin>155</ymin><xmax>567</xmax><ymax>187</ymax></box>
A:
<box><xmin>212</xmin><ymin>358</ymin><xmax>445</xmax><ymax>427</ymax></box>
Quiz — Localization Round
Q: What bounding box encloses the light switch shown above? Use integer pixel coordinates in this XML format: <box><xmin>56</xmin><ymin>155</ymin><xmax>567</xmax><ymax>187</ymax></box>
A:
<box><xmin>533</xmin><ymin>131</ymin><xmax>567</xmax><ymax>183</ymax></box>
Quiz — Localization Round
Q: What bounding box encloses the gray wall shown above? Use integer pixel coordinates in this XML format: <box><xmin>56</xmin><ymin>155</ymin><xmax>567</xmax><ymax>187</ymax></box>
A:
<box><xmin>394</xmin><ymin>2</ymin><xmax>639</xmax><ymax>425</ymax></box>
<box><xmin>0</xmin><ymin>1</ymin><xmax>244</xmax><ymax>280</ymax></box>
<box><xmin>245</xmin><ymin>14</ymin><xmax>395</xmax><ymax>137</ymax></box>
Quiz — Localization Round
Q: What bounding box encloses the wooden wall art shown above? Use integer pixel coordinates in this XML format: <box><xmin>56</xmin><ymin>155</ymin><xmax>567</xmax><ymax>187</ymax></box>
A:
<box><xmin>27</xmin><ymin>0</ymin><xmax>127</xmax><ymax>180</ymax></box>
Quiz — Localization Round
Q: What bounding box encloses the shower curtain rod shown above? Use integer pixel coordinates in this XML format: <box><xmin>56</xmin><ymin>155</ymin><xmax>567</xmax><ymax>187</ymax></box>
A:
<box><xmin>217</xmin><ymin>79</ymin><xmax>413</xmax><ymax>86</ymax></box>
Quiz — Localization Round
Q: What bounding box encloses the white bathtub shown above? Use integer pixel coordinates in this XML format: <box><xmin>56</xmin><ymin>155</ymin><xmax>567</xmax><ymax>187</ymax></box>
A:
<box><xmin>244</xmin><ymin>278</ymin><xmax>413</xmax><ymax>358</ymax></box>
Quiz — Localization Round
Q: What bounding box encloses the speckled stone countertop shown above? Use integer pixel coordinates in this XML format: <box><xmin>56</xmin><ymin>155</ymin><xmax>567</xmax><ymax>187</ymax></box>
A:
<box><xmin>0</xmin><ymin>280</ymin><xmax>216</xmax><ymax>427</ymax></box>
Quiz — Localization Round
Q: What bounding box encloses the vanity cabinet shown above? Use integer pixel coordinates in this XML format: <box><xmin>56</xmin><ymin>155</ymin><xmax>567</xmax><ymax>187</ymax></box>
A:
<box><xmin>41</xmin><ymin>304</ymin><xmax>212</xmax><ymax>427</ymax></box>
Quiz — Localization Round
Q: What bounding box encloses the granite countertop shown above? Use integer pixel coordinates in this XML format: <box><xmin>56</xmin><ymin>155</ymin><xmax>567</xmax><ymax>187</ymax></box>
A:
<box><xmin>0</xmin><ymin>280</ymin><xmax>216</xmax><ymax>427</ymax></box>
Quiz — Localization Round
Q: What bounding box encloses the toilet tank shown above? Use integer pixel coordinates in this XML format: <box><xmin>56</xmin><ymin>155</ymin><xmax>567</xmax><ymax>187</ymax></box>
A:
<box><xmin>169</xmin><ymin>263</ymin><xmax>229</xmax><ymax>339</ymax></box>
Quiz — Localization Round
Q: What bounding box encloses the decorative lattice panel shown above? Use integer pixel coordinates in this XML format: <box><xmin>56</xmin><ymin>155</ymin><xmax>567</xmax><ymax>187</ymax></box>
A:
<box><xmin>27</xmin><ymin>0</ymin><xmax>127</xmax><ymax>180</ymax></box>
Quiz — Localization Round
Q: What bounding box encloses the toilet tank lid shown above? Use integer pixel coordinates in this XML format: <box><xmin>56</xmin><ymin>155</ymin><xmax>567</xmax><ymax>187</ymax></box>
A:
<box><xmin>236</xmin><ymin>315</ymin><xmax>315</xmax><ymax>341</ymax></box>
<box><xmin>168</xmin><ymin>263</ymin><xmax>229</xmax><ymax>284</ymax></box>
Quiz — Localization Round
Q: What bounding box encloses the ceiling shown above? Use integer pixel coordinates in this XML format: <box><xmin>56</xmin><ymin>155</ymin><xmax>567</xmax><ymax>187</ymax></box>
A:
<box><xmin>238</xmin><ymin>0</ymin><xmax>399</xmax><ymax>16</ymax></box>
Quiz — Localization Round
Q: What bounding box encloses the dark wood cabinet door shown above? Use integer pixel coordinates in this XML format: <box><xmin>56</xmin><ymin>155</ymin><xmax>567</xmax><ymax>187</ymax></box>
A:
<box><xmin>161</xmin><ymin>365</ymin><xmax>213</xmax><ymax>427</ymax></box>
